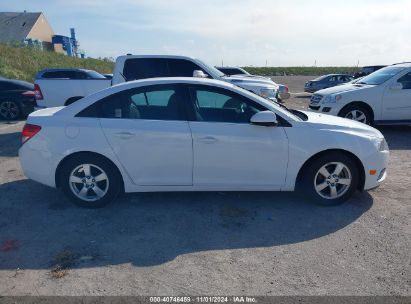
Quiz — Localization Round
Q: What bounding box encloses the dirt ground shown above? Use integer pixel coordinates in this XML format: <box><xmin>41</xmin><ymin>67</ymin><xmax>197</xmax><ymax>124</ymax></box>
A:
<box><xmin>0</xmin><ymin>76</ymin><xmax>410</xmax><ymax>296</ymax></box>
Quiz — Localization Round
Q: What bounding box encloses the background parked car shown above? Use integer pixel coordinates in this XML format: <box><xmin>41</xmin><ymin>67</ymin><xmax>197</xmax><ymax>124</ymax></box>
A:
<box><xmin>215</xmin><ymin>66</ymin><xmax>251</xmax><ymax>76</ymax></box>
<box><xmin>215</xmin><ymin>66</ymin><xmax>290</xmax><ymax>101</ymax></box>
<box><xmin>308</xmin><ymin>63</ymin><xmax>411</xmax><ymax>125</ymax></box>
<box><xmin>353</xmin><ymin>65</ymin><xmax>386</xmax><ymax>79</ymax></box>
<box><xmin>103</xmin><ymin>73</ymin><xmax>113</xmax><ymax>79</ymax></box>
<box><xmin>304</xmin><ymin>74</ymin><xmax>353</xmax><ymax>93</ymax></box>
<box><xmin>34</xmin><ymin>68</ymin><xmax>111</xmax><ymax>108</ymax></box>
<box><xmin>0</xmin><ymin>78</ymin><xmax>36</xmax><ymax>120</ymax></box>
<box><xmin>112</xmin><ymin>55</ymin><xmax>280</xmax><ymax>101</ymax></box>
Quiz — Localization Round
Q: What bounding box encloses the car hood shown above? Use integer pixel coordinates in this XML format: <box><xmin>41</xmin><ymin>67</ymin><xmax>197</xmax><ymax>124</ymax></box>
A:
<box><xmin>302</xmin><ymin>110</ymin><xmax>383</xmax><ymax>138</ymax></box>
<box><xmin>222</xmin><ymin>75</ymin><xmax>279</xmax><ymax>88</ymax></box>
<box><xmin>316</xmin><ymin>83</ymin><xmax>373</xmax><ymax>95</ymax></box>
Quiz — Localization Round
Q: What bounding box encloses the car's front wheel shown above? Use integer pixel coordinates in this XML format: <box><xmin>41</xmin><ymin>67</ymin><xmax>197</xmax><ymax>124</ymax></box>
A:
<box><xmin>300</xmin><ymin>153</ymin><xmax>359</xmax><ymax>206</ymax></box>
<box><xmin>339</xmin><ymin>104</ymin><xmax>372</xmax><ymax>125</ymax></box>
<box><xmin>59</xmin><ymin>155</ymin><xmax>122</xmax><ymax>208</ymax></box>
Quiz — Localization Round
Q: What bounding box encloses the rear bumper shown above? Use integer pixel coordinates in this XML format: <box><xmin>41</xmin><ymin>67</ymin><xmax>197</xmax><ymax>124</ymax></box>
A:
<box><xmin>19</xmin><ymin>144</ymin><xmax>60</xmax><ymax>188</ymax></box>
<box><xmin>19</xmin><ymin>98</ymin><xmax>36</xmax><ymax>116</ymax></box>
<box><xmin>304</xmin><ymin>87</ymin><xmax>317</xmax><ymax>93</ymax></box>
<box><xmin>279</xmin><ymin>92</ymin><xmax>291</xmax><ymax>100</ymax></box>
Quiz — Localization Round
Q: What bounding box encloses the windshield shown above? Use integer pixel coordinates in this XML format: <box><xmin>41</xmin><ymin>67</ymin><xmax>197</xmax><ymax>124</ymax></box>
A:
<box><xmin>357</xmin><ymin>66</ymin><xmax>405</xmax><ymax>85</ymax></box>
<box><xmin>196</xmin><ymin>59</ymin><xmax>225</xmax><ymax>78</ymax></box>
<box><xmin>313</xmin><ymin>75</ymin><xmax>328</xmax><ymax>81</ymax></box>
<box><xmin>86</xmin><ymin>70</ymin><xmax>107</xmax><ymax>79</ymax></box>
<box><xmin>233</xmin><ymin>85</ymin><xmax>303</xmax><ymax>121</ymax></box>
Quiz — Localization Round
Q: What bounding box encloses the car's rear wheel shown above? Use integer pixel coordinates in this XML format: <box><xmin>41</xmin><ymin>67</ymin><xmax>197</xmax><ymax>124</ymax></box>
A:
<box><xmin>60</xmin><ymin>155</ymin><xmax>121</xmax><ymax>208</ymax></box>
<box><xmin>339</xmin><ymin>104</ymin><xmax>372</xmax><ymax>125</ymax></box>
<box><xmin>300</xmin><ymin>153</ymin><xmax>359</xmax><ymax>206</ymax></box>
<box><xmin>0</xmin><ymin>100</ymin><xmax>20</xmax><ymax>120</ymax></box>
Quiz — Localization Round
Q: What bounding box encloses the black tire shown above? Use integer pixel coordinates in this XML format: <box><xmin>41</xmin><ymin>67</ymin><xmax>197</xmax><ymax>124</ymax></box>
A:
<box><xmin>299</xmin><ymin>152</ymin><xmax>359</xmax><ymax>206</ymax></box>
<box><xmin>339</xmin><ymin>104</ymin><xmax>372</xmax><ymax>125</ymax></box>
<box><xmin>59</xmin><ymin>154</ymin><xmax>122</xmax><ymax>208</ymax></box>
<box><xmin>0</xmin><ymin>100</ymin><xmax>21</xmax><ymax>120</ymax></box>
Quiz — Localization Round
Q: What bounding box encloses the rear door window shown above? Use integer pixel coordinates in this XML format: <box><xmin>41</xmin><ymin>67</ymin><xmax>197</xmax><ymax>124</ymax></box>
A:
<box><xmin>77</xmin><ymin>84</ymin><xmax>186</xmax><ymax>121</ymax></box>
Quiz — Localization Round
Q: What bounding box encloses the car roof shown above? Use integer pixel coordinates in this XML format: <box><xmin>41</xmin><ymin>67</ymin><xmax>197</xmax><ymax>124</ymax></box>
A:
<box><xmin>0</xmin><ymin>78</ymin><xmax>33</xmax><ymax>86</ymax></box>
<box><xmin>116</xmin><ymin>54</ymin><xmax>199</xmax><ymax>61</ymax></box>
<box><xmin>391</xmin><ymin>62</ymin><xmax>411</xmax><ymax>67</ymax></box>
<box><xmin>215</xmin><ymin>66</ymin><xmax>243</xmax><ymax>69</ymax></box>
<box><xmin>111</xmin><ymin>77</ymin><xmax>236</xmax><ymax>90</ymax></box>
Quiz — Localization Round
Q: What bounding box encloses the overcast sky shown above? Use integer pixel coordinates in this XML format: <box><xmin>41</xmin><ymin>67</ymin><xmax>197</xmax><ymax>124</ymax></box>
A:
<box><xmin>2</xmin><ymin>0</ymin><xmax>411</xmax><ymax>66</ymax></box>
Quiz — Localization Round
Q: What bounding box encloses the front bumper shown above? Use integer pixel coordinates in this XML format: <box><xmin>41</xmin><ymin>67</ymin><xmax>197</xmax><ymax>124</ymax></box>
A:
<box><xmin>304</xmin><ymin>87</ymin><xmax>317</xmax><ymax>93</ymax></box>
<box><xmin>308</xmin><ymin>103</ymin><xmax>343</xmax><ymax>115</ymax></box>
<box><xmin>362</xmin><ymin>150</ymin><xmax>389</xmax><ymax>191</ymax></box>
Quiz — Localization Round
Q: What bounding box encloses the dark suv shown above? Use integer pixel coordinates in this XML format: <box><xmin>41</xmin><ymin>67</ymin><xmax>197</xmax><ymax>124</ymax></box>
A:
<box><xmin>353</xmin><ymin>65</ymin><xmax>387</xmax><ymax>79</ymax></box>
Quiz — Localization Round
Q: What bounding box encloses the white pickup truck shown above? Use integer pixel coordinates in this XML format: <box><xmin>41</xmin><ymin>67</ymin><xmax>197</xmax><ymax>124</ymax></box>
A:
<box><xmin>34</xmin><ymin>55</ymin><xmax>282</xmax><ymax>108</ymax></box>
<box><xmin>34</xmin><ymin>69</ymin><xmax>111</xmax><ymax>108</ymax></box>
<box><xmin>112</xmin><ymin>55</ymin><xmax>280</xmax><ymax>101</ymax></box>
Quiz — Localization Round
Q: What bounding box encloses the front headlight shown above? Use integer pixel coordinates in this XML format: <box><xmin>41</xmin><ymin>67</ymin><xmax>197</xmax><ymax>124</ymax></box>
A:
<box><xmin>260</xmin><ymin>88</ymin><xmax>277</xmax><ymax>98</ymax></box>
<box><xmin>372</xmin><ymin>138</ymin><xmax>389</xmax><ymax>151</ymax></box>
<box><xmin>323</xmin><ymin>94</ymin><xmax>342</xmax><ymax>103</ymax></box>
<box><xmin>379</xmin><ymin>138</ymin><xmax>389</xmax><ymax>151</ymax></box>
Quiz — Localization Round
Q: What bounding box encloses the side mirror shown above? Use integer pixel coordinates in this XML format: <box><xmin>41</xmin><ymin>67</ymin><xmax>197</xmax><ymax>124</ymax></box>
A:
<box><xmin>193</xmin><ymin>70</ymin><xmax>208</xmax><ymax>78</ymax></box>
<box><xmin>250</xmin><ymin>111</ymin><xmax>278</xmax><ymax>127</ymax></box>
<box><xmin>390</xmin><ymin>83</ymin><xmax>403</xmax><ymax>90</ymax></box>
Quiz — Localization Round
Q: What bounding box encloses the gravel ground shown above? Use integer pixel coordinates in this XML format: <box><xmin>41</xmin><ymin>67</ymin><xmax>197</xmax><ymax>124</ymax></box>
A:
<box><xmin>0</xmin><ymin>76</ymin><xmax>410</xmax><ymax>296</ymax></box>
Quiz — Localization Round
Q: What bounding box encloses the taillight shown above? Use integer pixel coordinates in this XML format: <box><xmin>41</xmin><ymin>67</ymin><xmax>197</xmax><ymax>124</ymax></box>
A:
<box><xmin>284</xmin><ymin>85</ymin><xmax>289</xmax><ymax>93</ymax></box>
<box><xmin>34</xmin><ymin>84</ymin><xmax>43</xmax><ymax>100</ymax></box>
<box><xmin>22</xmin><ymin>90</ymin><xmax>36</xmax><ymax>97</ymax></box>
<box><xmin>22</xmin><ymin>124</ymin><xmax>41</xmax><ymax>144</ymax></box>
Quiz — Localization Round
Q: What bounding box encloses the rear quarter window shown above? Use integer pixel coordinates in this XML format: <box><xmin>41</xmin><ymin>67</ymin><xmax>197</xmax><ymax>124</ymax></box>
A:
<box><xmin>123</xmin><ymin>58</ymin><xmax>169</xmax><ymax>81</ymax></box>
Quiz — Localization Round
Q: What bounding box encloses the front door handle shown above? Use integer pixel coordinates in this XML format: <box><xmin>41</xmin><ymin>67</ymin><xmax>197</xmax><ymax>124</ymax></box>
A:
<box><xmin>199</xmin><ymin>136</ymin><xmax>218</xmax><ymax>144</ymax></box>
<box><xmin>113</xmin><ymin>131</ymin><xmax>135</xmax><ymax>139</ymax></box>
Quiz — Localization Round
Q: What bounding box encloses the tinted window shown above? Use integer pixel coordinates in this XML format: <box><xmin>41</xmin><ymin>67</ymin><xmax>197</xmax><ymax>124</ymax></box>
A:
<box><xmin>398</xmin><ymin>72</ymin><xmax>411</xmax><ymax>89</ymax></box>
<box><xmin>78</xmin><ymin>84</ymin><xmax>185</xmax><ymax>121</ymax></box>
<box><xmin>123</xmin><ymin>58</ymin><xmax>169</xmax><ymax>81</ymax></box>
<box><xmin>313</xmin><ymin>75</ymin><xmax>328</xmax><ymax>81</ymax></box>
<box><xmin>41</xmin><ymin>71</ymin><xmax>87</xmax><ymax>79</ymax></box>
<box><xmin>168</xmin><ymin>59</ymin><xmax>205</xmax><ymax>77</ymax></box>
<box><xmin>188</xmin><ymin>85</ymin><xmax>266</xmax><ymax>123</ymax></box>
<box><xmin>218</xmin><ymin>68</ymin><xmax>246</xmax><ymax>76</ymax></box>
<box><xmin>85</xmin><ymin>70</ymin><xmax>106</xmax><ymax>79</ymax></box>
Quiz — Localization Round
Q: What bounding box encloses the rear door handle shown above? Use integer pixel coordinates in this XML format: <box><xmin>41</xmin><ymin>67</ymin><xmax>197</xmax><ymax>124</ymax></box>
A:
<box><xmin>199</xmin><ymin>136</ymin><xmax>218</xmax><ymax>144</ymax></box>
<box><xmin>113</xmin><ymin>131</ymin><xmax>135</xmax><ymax>139</ymax></box>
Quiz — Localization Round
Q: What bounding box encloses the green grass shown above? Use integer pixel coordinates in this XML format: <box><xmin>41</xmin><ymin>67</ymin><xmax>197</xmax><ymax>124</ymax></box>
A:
<box><xmin>0</xmin><ymin>44</ymin><xmax>359</xmax><ymax>81</ymax></box>
<box><xmin>243</xmin><ymin>66</ymin><xmax>360</xmax><ymax>76</ymax></box>
<box><xmin>0</xmin><ymin>44</ymin><xmax>114</xmax><ymax>82</ymax></box>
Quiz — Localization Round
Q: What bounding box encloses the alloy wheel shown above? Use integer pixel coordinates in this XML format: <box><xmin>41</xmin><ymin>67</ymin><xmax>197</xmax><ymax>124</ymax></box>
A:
<box><xmin>344</xmin><ymin>110</ymin><xmax>367</xmax><ymax>123</ymax></box>
<box><xmin>0</xmin><ymin>101</ymin><xmax>19</xmax><ymax>120</ymax></box>
<box><xmin>314</xmin><ymin>162</ymin><xmax>352</xmax><ymax>200</ymax></box>
<box><xmin>69</xmin><ymin>164</ymin><xmax>109</xmax><ymax>202</ymax></box>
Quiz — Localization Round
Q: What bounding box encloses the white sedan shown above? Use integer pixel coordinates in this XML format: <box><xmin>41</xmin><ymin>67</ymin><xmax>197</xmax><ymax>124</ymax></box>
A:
<box><xmin>19</xmin><ymin>78</ymin><xmax>389</xmax><ymax>208</ymax></box>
